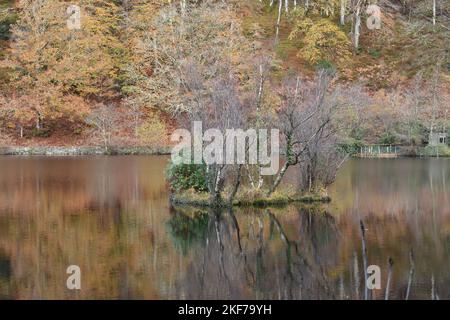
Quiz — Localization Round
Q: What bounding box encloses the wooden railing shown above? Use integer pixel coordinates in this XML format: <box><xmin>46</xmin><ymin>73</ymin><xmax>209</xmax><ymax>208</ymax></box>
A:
<box><xmin>357</xmin><ymin>145</ymin><xmax>399</xmax><ymax>158</ymax></box>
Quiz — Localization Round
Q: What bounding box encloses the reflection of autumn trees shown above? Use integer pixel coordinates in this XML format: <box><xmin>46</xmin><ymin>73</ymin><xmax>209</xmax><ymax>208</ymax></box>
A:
<box><xmin>0</xmin><ymin>157</ymin><xmax>449</xmax><ymax>299</ymax></box>
<box><xmin>169</xmin><ymin>175</ymin><xmax>450</xmax><ymax>301</ymax></box>
<box><xmin>0</xmin><ymin>156</ymin><xmax>168</xmax><ymax>215</ymax></box>
<box><xmin>0</xmin><ymin>249</ymin><xmax>11</xmax><ymax>298</ymax></box>
<box><xmin>0</xmin><ymin>156</ymin><xmax>182</xmax><ymax>299</ymax></box>
<box><xmin>334</xmin><ymin>211</ymin><xmax>450</xmax><ymax>300</ymax></box>
<box><xmin>168</xmin><ymin>206</ymin><xmax>341</xmax><ymax>299</ymax></box>
<box><xmin>330</xmin><ymin>159</ymin><xmax>450</xmax><ymax>299</ymax></box>
<box><xmin>0</xmin><ymin>191</ymin><xmax>168</xmax><ymax>299</ymax></box>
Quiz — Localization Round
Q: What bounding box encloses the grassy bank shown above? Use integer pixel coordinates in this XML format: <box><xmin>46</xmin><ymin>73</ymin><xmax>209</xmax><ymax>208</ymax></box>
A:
<box><xmin>170</xmin><ymin>188</ymin><xmax>331</xmax><ymax>208</ymax></box>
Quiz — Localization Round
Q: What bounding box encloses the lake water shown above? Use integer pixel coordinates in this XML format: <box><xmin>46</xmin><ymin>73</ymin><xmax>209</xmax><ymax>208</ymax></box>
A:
<box><xmin>0</xmin><ymin>156</ymin><xmax>448</xmax><ymax>299</ymax></box>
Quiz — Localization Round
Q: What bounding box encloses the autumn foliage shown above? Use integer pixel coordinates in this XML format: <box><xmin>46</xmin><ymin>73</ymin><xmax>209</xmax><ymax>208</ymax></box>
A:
<box><xmin>0</xmin><ymin>0</ymin><xmax>448</xmax><ymax>147</ymax></box>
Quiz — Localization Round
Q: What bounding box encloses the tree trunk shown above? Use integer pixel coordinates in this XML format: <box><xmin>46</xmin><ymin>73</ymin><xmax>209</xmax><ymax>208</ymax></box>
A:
<box><xmin>275</xmin><ymin>0</ymin><xmax>283</xmax><ymax>44</ymax></box>
<box><xmin>433</xmin><ymin>0</ymin><xmax>436</xmax><ymax>26</ymax></box>
<box><xmin>228</xmin><ymin>165</ymin><xmax>242</xmax><ymax>205</ymax></box>
<box><xmin>340</xmin><ymin>0</ymin><xmax>346</xmax><ymax>25</ymax></box>
<box><xmin>354</xmin><ymin>4</ymin><xmax>361</xmax><ymax>50</ymax></box>
<box><xmin>35</xmin><ymin>113</ymin><xmax>41</xmax><ymax>130</ymax></box>
<box><xmin>256</xmin><ymin>64</ymin><xmax>264</xmax><ymax>111</ymax></box>
<box><xmin>267</xmin><ymin>160</ymin><xmax>289</xmax><ymax>196</ymax></box>
<box><xmin>134</xmin><ymin>115</ymin><xmax>139</xmax><ymax>137</ymax></box>
<box><xmin>209</xmin><ymin>165</ymin><xmax>225</xmax><ymax>206</ymax></box>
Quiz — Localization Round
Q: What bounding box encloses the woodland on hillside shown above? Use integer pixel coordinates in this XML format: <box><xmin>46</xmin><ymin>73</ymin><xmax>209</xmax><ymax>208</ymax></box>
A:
<box><xmin>0</xmin><ymin>0</ymin><xmax>448</xmax><ymax>148</ymax></box>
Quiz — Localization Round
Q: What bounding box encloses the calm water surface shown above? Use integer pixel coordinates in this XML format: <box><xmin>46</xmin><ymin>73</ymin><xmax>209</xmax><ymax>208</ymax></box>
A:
<box><xmin>0</xmin><ymin>156</ymin><xmax>448</xmax><ymax>299</ymax></box>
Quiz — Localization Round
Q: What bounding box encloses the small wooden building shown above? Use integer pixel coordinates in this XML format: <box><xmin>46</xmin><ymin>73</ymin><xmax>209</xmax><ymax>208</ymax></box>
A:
<box><xmin>428</xmin><ymin>132</ymin><xmax>448</xmax><ymax>147</ymax></box>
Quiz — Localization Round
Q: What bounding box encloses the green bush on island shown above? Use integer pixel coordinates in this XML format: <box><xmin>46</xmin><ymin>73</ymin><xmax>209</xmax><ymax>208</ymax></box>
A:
<box><xmin>166</xmin><ymin>162</ymin><xmax>208</xmax><ymax>193</ymax></box>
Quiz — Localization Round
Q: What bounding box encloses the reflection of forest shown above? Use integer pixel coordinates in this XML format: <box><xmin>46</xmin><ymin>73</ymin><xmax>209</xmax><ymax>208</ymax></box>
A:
<box><xmin>169</xmin><ymin>202</ymin><xmax>450</xmax><ymax>299</ymax></box>
<box><xmin>168</xmin><ymin>206</ymin><xmax>340</xmax><ymax>299</ymax></box>
<box><xmin>0</xmin><ymin>156</ymin><xmax>169</xmax><ymax>214</ymax></box>
<box><xmin>0</xmin><ymin>157</ymin><xmax>448</xmax><ymax>299</ymax></box>
<box><xmin>329</xmin><ymin>158</ymin><xmax>450</xmax><ymax>300</ymax></box>
<box><xmin>0</xmin><ymin>156</ymin><xmax>171</xmax><ymax>299</ymax></box>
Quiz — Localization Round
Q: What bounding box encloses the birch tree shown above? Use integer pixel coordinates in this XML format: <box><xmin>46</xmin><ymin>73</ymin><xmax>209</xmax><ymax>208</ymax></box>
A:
<box><xmin>340</xmin><ymin>0</ymin><xmax>346</xmax><ymax>25</ymax></box>
<box><xmin>172</xmin><ymin>58</ymin><xmax>250</xmax><ymax>205</ymax></box>
<box><xmin>268</xmin><ymin>70</ymin><xmax>337</xmax><ymax>196</ymax></box>
<box><xmin>350</xmin><ymin>0</ymin><xmax>366</xmax><ymax>51</ymax></box>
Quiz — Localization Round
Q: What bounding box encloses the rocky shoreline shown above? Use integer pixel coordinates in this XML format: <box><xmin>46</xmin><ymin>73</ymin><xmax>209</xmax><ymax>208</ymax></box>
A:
<box><xmin>0</xmin><ymin>146</ymin><xmax>172</xmax><ymax>156</ymax></box>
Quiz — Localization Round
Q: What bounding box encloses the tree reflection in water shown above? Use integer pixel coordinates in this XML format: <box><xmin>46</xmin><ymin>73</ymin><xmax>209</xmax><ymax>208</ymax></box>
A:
<box><xmin>0</xmin><ymin>250</ymin><xmax>11</xmax><ymax>299</ymax></box>
<box><xmin>0</xmin><ymin>157</ymin><xmax>448</xmax><ymax>299</ymax></box>
<box><xmin>167</xmin><ymin>205</ymin><xmax>341</xmax><ymax>299</ymax></box>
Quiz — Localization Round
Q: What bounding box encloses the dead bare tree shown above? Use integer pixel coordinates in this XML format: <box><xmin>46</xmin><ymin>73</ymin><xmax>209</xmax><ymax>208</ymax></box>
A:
<box><xmin>183</xmin><ymin>61</ymin><xmax>249</xmax><ymax>206</ymax></box>
<box><xmin>297</xmin><ymin>84</ymin><xmax>353</xmax><ymax>193</ymax></box>
<box><xmin>125</xmin><ymin>97</ymin><xmax>144</xmax><ymax>138</ymax></box>
<box><xmin>403</xmin><ymin>73</ymin><xmax>426</xmax><ymax>145</ymax></box>
<box><xmin>267</xmin><ymin>69</ymin><xmax>349</xmax><ymax>196</ymax></box>
<box><xmin>243</xmin><ymin>55</ymin><xmax>274</xmax><ymax>192</ymax></box>
<box><xmin>298</xmin><ymin>135</ymin><xmax>349</xmax><ymax>194</ymax></box>
<box><xmin>86</xmin><ymin>104</ymin><xmax>118</xmax><ymax>151</ymax></box>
